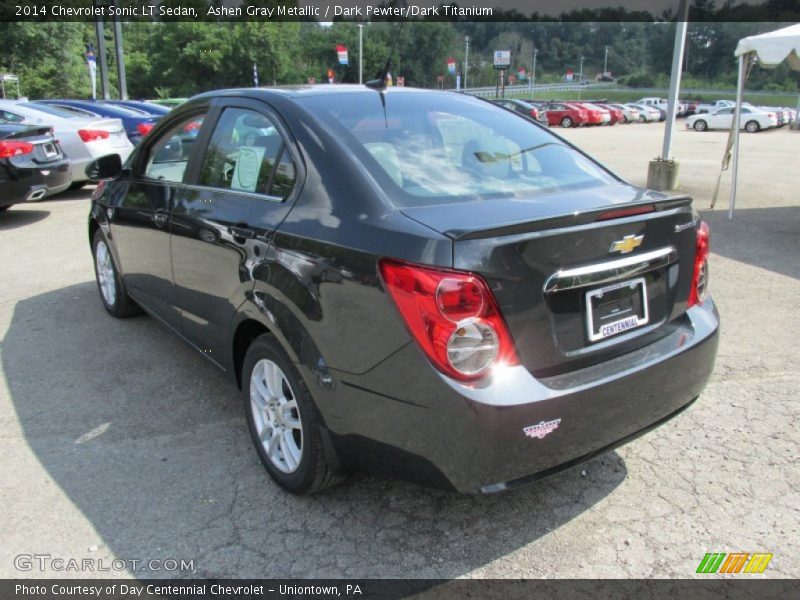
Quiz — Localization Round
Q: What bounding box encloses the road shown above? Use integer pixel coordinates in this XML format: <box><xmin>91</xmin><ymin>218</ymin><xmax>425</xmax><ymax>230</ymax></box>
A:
<box><xmin>0</xmin><ymin>122</ymin><xmax>797</xmax><ymax>579</ymax></box>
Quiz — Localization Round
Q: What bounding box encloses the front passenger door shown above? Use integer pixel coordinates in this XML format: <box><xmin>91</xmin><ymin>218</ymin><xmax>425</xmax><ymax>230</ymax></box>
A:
<box><xmin>109</xmin><ymin>110</ymin><xmax>208</xmax><ymax>326</ymax></box>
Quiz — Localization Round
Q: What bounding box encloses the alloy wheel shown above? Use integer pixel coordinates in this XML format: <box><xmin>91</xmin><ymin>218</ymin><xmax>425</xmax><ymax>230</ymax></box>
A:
<box><xmin>249</xmin><ymin>359</ymin><xmax>303</xmax><ymax>473</ymax></box>
<box><xmin>95</xmin><ymin>240</ymin><xmax>117</xmax><ymax>306</ymax></box>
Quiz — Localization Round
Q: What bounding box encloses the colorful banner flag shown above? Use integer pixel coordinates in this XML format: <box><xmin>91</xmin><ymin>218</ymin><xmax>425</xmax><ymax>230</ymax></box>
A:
<box><xmin>336</xmin><ymin>44</ymin><xmax>348</xmax><ymax>65</ymax></box>
<box><xmin>447</xmin><ymin>58</ymin><xmax>456</xmax><ymax>75</ymax></box>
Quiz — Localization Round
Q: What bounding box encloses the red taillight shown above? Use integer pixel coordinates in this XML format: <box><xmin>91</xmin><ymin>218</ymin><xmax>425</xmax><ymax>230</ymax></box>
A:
<box><xmin>78</xmin><ymin>129</ymin><xmax>110</xmax><ymax>143</ymax></box>
<box><xmin>688</xmin><ymin>221</ymin><xmax>710</xmax><ymax>308</ymax></box>
<box><xmin>183</xmin><ymin>120</ymin><xmax>201</xmax><ymax>133</ymax></box>
<box><xmin>530</xmin><ymin>109</ymin><xmax>539</xmax><ymax>119</ymax></box>
<box><xmin>0</xmin><ymin>140</ymin><xmax>34</xmax><ymax>159</ymax></box>
<box><xmin>378</xmin><ymin>260</ymin><xmax>519</xmax><ymax>381</ymax></box>
<box><xmin>136</xmin><ymin>122</ymin><xmax>155</xmax><ymax>136</ymax></box>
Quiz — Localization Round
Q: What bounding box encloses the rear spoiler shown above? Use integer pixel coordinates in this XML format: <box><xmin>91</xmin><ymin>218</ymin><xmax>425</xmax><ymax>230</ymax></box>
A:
<box><xmin>0</xmin><ymin>125</ymin><xmax>52</xmax><ymax>141</ymax></box>
<box><xmin>421</xmin><ymin>196</ymin><xmax>693</xmax><ymax>242</ymax></box>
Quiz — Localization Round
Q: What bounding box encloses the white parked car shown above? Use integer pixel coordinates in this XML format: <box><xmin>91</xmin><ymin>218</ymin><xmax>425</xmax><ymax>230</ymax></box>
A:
<box><xmin>685</xmin><ymin>106</ymin><xmax>778</xmax><ymax>133</ymax></box>
<box><xmin>0</xmin><ymin>100</ymin><xmax>133</xmax><ymax>186</ymax></box>
<box><xmin>627</xmin><ymin>103</ymin><xmax>661</xmax><ymax>122</ymax></box>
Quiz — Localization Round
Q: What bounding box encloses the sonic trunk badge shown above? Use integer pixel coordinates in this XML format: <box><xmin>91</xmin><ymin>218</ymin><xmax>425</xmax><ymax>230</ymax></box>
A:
<box><xmin>610</xmin><ymin>234</ymin><xmax>644</xmax><ymax>254</ymax></box>
<box><xmin>523</xmin><ymin>418</ymin><xmax>562</xmax><ymax>439</ymax></box>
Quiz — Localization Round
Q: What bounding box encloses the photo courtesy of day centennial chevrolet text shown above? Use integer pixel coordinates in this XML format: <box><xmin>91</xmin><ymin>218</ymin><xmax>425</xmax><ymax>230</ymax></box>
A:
<box><xmin>86</xmin><ymin>86</ymin><xmax>719</xmax><ymax>494</ymax></box>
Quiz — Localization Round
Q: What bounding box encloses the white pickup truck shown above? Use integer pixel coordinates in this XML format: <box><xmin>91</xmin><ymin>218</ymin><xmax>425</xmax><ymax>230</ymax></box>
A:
<box><xmin>695</xmin><ymin>99</ymin><xmax>734</xmax><ymax>114</ymax></box>
<box><xmin>636</xmin><ymin>97</ymin><xmax>688</xmax><ymax>116</ymax></box>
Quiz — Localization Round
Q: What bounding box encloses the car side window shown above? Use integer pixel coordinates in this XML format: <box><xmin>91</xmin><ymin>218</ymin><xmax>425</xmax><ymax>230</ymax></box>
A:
<box><xmin>0</xmin><ymin>109</ymin><xmax>24</xmax><ymax>123</ymax></box>
<box><xmin>143</xmin><ymin>113</ymin><xmax>206</xmax><ymax>183</ymax></box>
<box><xmin>198</xmin><ymin>107</ymin><xmax>295</xmax><ymax>199</ymax></box>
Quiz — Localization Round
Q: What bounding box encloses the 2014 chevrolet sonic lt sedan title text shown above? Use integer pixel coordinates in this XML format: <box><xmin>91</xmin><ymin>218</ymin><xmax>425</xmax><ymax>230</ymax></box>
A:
<box><xmin>87</xmin><ymin>86</ymin><xmax>719</xmax><ymax>494</ymax></box>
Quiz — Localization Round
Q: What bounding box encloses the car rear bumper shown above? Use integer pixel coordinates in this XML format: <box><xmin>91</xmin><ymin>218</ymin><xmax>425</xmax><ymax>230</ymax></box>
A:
<box><xmin>0</xmin><ymin>159</ymin><xmax>72</xmax><ymax>207</ymax></box>
<box><xmin>315</xmin><ymin>300</ymin><xmax>719</xmax><ymax>493</ymax></box>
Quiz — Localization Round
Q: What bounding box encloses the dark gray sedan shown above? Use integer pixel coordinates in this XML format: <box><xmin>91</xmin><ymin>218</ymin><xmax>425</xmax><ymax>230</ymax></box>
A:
<box><xmin>86</xmin><ymin>86</ymin><xmax>718</xmax><ymax>494</ymax></box>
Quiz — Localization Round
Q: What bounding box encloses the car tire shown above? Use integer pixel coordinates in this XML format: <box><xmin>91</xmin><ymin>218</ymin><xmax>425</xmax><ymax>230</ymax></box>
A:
<box><xmin>243</xmin><ymin>335</ymin><xmax>344</xmax><ymax>495</ymax></box>
<box><xmin>561</xmin><ymin>117</ymin><xmax>573</xmax><ymax>128</ymax></box>
<box><xmin>694</xmin><ymin>120</ymin><xmax>708</xmax><ymax>132</ymax></box>
<box><xmin>69</xmin><ymin>181</ymin><xmax>88</xmax><ymax>191</ymax></box>
<box><xmin>638</xmin><ymin>115</ymin><xmax>646</xmax><ymax>123</ymax></box>
<box><xmin>0</xmin><ymin>206</ymin><xmax>10</xmax><ymax>212</ymax></box>
<box><xmin>745</xmin><ymin>120</ymin><xmax>760</xmax><ymax>133</ymax></box>
<box><xmin>92</xmin><ymin>229</ymin><xmax>142</xmax><ymax>318</ymax></box>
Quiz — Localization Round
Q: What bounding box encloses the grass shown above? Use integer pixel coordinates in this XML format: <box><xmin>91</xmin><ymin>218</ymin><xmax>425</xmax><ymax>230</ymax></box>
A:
<box><xmin>502</xmin><ymin>87</ymin><xmax>799</xmax><ymax>107</ymax></box>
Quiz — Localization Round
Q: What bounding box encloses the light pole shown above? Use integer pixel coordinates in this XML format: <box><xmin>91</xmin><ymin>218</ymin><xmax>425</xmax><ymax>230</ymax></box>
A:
<box><xmin>464</xmin><ymin>36</ymin><xmax>470</xmax><ymax>91</ymax></box>
<box><xmin>358</xmin><ymin>24</ymin><xmax>363</xmax><ymax>84</ymax></box>
<box><xmin>531</xmin><ymin>48</ymin><xmax>538</xmax><ymax>94</ymax></box>
<box><xmin>578</xmin><ymin>55</ymin><xmax>584</xmax><ymax>100</ymax></box>
<box><xmin>604</xmin><ymin>45</ymin><xmax>608</xmax><ymax>78</ymax></box>
<box><xmin>111</xmin><ymin>3</ymin><xmax>127</xmax><ymax>100</ymax></box>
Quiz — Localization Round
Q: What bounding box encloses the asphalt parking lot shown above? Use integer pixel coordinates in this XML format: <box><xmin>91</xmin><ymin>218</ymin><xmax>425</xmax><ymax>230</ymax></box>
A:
<box><xmin>0</xmin><ymin>122</ymin><xmax>797</xmax><ymax>579</ymax></box>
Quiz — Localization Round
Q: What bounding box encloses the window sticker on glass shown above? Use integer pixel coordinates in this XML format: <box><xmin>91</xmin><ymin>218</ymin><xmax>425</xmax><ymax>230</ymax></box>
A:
<box><xmin>231</xmin><ymin>146</ymin><xmax>266</xmax><ymax>192</ymax></box>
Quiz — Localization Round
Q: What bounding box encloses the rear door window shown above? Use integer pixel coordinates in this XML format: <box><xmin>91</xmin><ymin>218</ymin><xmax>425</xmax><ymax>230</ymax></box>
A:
<box><xmin>197</xmin><ymin>107</ymin><xmax>295</xmax><ymax>199</ymax></box>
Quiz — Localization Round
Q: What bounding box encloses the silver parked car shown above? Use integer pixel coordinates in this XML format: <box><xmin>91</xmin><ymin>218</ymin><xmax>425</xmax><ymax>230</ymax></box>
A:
<box><xmin>0</xmin><ymin>100</ymin><xmax>133</xmax><ymax>187</ymax></box>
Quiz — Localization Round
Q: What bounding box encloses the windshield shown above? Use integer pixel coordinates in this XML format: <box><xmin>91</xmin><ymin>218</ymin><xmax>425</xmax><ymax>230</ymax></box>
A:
<box><xmin>298</xmin><ymin>92</ymin><xmax>617</xmax><ymax>206</ymax></box>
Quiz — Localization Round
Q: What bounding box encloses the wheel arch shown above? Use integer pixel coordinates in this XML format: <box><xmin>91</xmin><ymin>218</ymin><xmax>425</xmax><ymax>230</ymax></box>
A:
<box><xmin>231</xmin><ymin>317</ymin><xmax>274</xmax><ymax>390</ymax></box>
<box><xmin>229</xmin><ymin>299</ymin><xmax>328</xmax><ymax>392</ymax></box>
<box><xmin>88</xmin><ymin>217</ymin><xmax>100</xmax><ymax>248</ymax></box>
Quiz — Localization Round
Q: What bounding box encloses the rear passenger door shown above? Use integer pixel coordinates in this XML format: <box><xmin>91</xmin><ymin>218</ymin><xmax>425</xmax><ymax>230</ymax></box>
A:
<box><xmin>170</xmin><ymin>99</ymin><xmax>301</xmax><ymax>367</ymax></box>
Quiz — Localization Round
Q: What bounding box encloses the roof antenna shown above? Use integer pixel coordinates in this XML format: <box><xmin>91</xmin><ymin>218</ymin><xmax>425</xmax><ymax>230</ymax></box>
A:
<box><xmin>365</xmin><ymin>17</ymin><xmax>405</xmax><ymax>90</ymax></box>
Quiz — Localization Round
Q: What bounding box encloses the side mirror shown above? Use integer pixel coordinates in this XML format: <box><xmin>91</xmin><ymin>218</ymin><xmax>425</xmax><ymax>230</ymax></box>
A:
<box><xmin>85</xmin><ymin>153</ymin><xmax>123</xmax><ymax>181</ymax></box>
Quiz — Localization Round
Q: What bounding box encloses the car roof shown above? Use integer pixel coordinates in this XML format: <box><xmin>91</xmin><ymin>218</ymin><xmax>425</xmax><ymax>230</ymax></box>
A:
<box><xmin>188</xmin><ymin>85</ymin><xmax>438</xmax><ymax>105</ymax></box>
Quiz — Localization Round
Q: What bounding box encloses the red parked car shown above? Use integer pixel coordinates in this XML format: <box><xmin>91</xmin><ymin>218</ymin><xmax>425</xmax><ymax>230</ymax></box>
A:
<box><xmin>542</xmin><ymin>102</ymin><xmax>591</xmax><ymax>127</ymax></box>
<box><xmin>573</xmin><ymin>103</ymin><xmax>612</xmax><ymax>125</ymax></box>
<box><xmin>600</xmin><ymin>104</ymin><xmax>625</xmax><ymax>125</ymax></box>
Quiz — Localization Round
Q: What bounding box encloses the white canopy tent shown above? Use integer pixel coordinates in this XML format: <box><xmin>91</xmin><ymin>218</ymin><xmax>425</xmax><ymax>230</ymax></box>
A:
<box><xmin>727</xmin><ymin>24</ymin><xmax>800</xmax><ymax>219</ymax></box>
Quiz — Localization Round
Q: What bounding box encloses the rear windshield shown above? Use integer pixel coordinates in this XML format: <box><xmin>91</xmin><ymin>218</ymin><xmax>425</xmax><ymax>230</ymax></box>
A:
<box><xmin>20</xmin><ymin>103</ymin><xmax>81</xmax><ymax>119</ymax></box>
<box><xmin>297</xmin><ymin>92</ymin><xmax>617</xmax><ymax>207</ymax></box>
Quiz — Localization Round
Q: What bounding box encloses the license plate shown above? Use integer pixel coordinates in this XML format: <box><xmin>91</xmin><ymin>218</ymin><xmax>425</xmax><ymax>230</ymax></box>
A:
<box><xmin>112</xmin><ymin>132</ymin><xmax>128</xmax><ymax>148</ymax></box>
<box><xmin>42</xmin><ymin>142</ymin><xmax>58</xmax><ymax>158</ymax></box>
<box><xmin>586</xmin><ymin>277</ymin><xmax>649</xmax><ymax>342</ymax></box>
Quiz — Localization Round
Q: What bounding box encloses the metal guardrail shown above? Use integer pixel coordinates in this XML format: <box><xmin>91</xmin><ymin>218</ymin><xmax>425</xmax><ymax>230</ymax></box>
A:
<box><xmin>463</xmin><ymin>84</ymin><xmax>798</xmax><ymax>100</ymax></box>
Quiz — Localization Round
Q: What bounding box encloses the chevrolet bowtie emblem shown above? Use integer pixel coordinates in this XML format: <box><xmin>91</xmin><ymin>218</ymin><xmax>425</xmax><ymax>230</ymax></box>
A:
<box><xmin>610</xmin><ymin>234</ymin><xmax>644</xmax><ymax>254</ymax></box>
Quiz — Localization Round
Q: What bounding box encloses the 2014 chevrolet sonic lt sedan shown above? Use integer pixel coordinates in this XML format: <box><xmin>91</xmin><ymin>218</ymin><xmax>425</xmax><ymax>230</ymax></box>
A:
<box><xmin>87</xmin><ymin>86</ymin><xmax>719</xmax><ymax>494</ymax></box>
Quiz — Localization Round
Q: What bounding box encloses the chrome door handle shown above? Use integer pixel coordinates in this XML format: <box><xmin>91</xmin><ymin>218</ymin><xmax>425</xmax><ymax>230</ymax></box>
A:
<box><xmin>153</xmin><ymin>210</ymin><xmax>168</xmax><ymax>228</ymax></box>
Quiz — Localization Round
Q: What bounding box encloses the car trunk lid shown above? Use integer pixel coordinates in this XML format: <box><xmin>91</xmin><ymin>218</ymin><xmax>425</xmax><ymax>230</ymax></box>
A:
<box><xmin>1</xmin><ymin>125</ymin><xmax>64</xmax><ymax>163</ymax></box>
<box><xmin>402</xmin><ymin>184</ymin><xmax>699</xmax><ymax>376</ymax></box>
